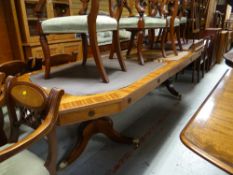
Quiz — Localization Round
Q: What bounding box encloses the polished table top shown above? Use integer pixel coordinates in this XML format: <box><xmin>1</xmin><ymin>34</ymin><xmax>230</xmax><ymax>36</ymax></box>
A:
<box><xmin>181</xmin><ymin>69</ymin><xmax>233</xmax><ymax>174</ymax></box>
<box><xmin>19</xmin><ymin>49</ymin><xmax>203</xmax><ymax>126</ymax></box>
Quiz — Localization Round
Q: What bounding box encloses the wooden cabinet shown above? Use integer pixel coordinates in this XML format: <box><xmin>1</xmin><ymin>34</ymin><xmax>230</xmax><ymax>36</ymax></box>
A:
<box><xmin>24</xmin><ymin>40</ymin><xmax>83</xmax><ymax>60</ymax></box>
<box><xmin>15</xmin><ymin>0</ymin><xmax>82</xmax><ymax>61</ymax></box>
<box><xmin>0</xmin><ymin>0</ymin><xmax>24</xmax><ymax>63</ymax></box>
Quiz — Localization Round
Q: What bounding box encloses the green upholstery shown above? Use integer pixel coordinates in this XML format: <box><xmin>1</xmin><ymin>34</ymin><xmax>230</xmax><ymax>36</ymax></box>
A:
<box><xmin>97</xmin><ymin>31</ymin><xmax>112</xmax><ymax>45</ymax></box>
<box><xmin>94</xmin><ymin>30</ymin><xmax>130</xmax><ymax>46</ymax></box>
<box><xmin>179</xmin><ymin>17</ymin><xmax>188</xmax><ymax>24</ymax></box>
<box><xmin>167</xmin><ymin>16</ymin><xmax>181</xmax><ymax>27</ymax></box>
<box><xmin>119</xmin><ymin>30</ymin><xmax>131</xmax><ymax>40</ymax></box>
<box><xmin>0</xmin><ymin>144</ymin><xmax>49</xmax><ymax>175</ymax></box>
<box><xmin>119</xmin><ymin>16</ymin><xmax>180</xmax><ymax>29</ymax></box>
<box><xmin>42</xmin><ymin>15</ymin><xmax>118</xmax><ymax>34</ymax></box>
<box><xmin>120</xmin><ymin>16</ymin><xmax>166</xmax><ymax>29</ymax></box>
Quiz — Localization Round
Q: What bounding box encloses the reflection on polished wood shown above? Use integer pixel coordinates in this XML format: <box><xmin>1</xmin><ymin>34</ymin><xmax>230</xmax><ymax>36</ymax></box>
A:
<box><xmin>181</xmin><ymin>69</ymin><xmax>233</xmax><ymax>174</ymax></box>
<box><xmin>19</xmin><ymin>49</ymin><xmax>203</xmax><ymax>126</ymax></box>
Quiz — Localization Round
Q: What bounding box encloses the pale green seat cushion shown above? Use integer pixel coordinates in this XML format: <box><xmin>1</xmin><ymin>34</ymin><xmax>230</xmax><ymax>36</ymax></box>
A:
<box><xmin>180</xmin><ymin>17</ymin><xmax>188</xmax><ymax>24</ymax></box>
<box><xmin>119</xmin><ymin>16</ymin><xmax>180</xmax><ymax>29</ymax></box>
<box><xmin>0</xmin><ymin>144</ymin><xmax>49</xmax><ymax>175</ymax></box>
<box><xmin>119</xmin><ymin>30</ymin><xmax>131</xmax><ymax>40</ymax></box>
<box><xmin>167</xmin><ymin>16</ymin><xmax>181</xmax><ymax>27</ymax></box>
<box><xmin>42</xmin><ymin>15</ymin><xmax>118</xmax><ymax>34</ymax></box>
<box><xmin>97</xmin><ymin>31</ymin><xmax>112</xmax><ymax>45</ymax></box>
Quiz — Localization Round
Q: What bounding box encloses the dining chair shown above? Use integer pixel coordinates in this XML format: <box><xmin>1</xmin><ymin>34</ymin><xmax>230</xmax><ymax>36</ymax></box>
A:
<box><xmin>152</xmin><ymin>0</ymin><xmax>183</xmax><ymax>56</ymax></box>
<box><xmin>178</xmin><ymin>0</ymin><xmax>188</xmax><ymax>43</ymax></box>
<box><xmin>0</xmin><ymin>60</ymin><xmax>29</xmax><ymax>145</ymax></box>
<box><xmin>113</xmin><ymin>0</ymin><xmax>179</xmax><ymax>65</ymax></box>
<box><xmin>0</xmin><ymin>76</ymin><xmax>64</xmax><ymax>175</ymax></box>
<box><xmin>35</xmin><ymin>0</ymin><xmax>126</xmax><ymax>83</ymax></box>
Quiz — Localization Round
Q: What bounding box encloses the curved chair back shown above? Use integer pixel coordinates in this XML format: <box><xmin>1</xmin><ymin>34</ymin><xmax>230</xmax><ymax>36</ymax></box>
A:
<box><xmin>0</xmin><ymin>60</ymin><xmax>28</xmax><ymax>146</ymax></box>
<box><xmin>4</xmin><ymin>76</ymin><xmax>63</xmax><ymax>142</ymax></box>
<box><xmin>148</xmin><ymin>0</ymin><xmax>179</xmax><ymax>23</ymax></box>
<box><xmin>0</xmin><ymin>76</ymin><xmax>64</xmax><ymax>175</ymax></box>
<box><xmin>190</xmin><ymin>0</ymin><xmax>209</xmax><ymax>34</ymax></box>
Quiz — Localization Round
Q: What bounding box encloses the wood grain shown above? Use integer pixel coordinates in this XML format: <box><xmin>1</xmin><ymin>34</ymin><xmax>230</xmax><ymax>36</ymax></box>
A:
<box><xmin>19</xmin><ymin>47</ymin><xmax>203</xmax><ymax>126</ymax></box>
<box><xmin>0</xmin><ymin>1</ymin><xmax>14</xmax><ymax>63</ymax></box>
<box><xmin>181</xmin><ymin>69</ymin><xmax>233</xmax><ymax>175</ymax></box>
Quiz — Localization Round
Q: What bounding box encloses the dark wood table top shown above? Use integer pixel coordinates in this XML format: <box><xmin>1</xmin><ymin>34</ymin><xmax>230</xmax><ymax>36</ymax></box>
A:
<box><xmin>181</xmin><ymin>69</ymin><xmax>233</xmax><ymax>174</ymax></box>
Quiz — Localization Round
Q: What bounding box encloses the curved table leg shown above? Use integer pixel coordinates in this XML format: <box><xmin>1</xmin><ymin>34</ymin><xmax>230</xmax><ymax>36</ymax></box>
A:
<box><xmin>59</xmin><ymin>117</ymin><xmax>139</xmax><ymax>169</ymax></box>
<box><xmin>163</xmin><ymin>80</ymin><xmax>182</xmax><ymax>100</ymax></box>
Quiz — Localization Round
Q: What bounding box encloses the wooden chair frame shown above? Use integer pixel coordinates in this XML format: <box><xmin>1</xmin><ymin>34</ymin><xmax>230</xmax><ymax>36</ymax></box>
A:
<box><xmin>112</xmin><ymin>0</ymin><xmax>179</xmax><ymax>65</ymax></box>
<box><xmin>178</xmin><ymin>0</ymin><xmax>188</xmax><ymax>43</ymax></box>
<box><xmin>150</xmin><ymin>0</ymin><xmax>182</xmax><ymax>57</ymax></box>
<box><xmin>35</xmin><ymin>0</ymin><xmax>126</xmax><ymax>83</ymax></box>
<box><xmin>0</xmin><ymin>60</ymin><xmax>29</xmax><ymax>146</ymax></box>
<box><xmin>0</xmin><ymin>76</ymin><xmax>64</xmax><ymax>175</ymax></box>
<box><xmin>0</xmin><ymin>73</ymin><xmax>6</xmax><ymax>146</ymax></box>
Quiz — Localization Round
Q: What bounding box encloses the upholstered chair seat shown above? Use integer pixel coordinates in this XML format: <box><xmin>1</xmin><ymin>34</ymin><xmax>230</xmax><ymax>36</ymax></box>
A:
<box><xmin>179</xmin><ymin>16</ymin><xmax>188</xmax><ymax>24</ymax></box>
<box><xmin>0</xmin><ymin>144</ymin><xmax>49</xmax><ymax>175</ymax></box>
<box><xmin>167</xmin><ymin>16</ymin><xmax>181</xmax><ymax>26</ymax></box>
<box><xmin>119</xmin><ymin>16</ymin><xmax>167</xmax><ymax>29</ymax></box>
<box><xmin>42</xmin><ymin>15</ymin><xmax>117</xmax><ymax>34</ymax></box>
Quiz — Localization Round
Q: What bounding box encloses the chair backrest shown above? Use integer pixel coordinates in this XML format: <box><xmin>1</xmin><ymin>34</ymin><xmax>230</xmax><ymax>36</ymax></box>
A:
<box><xmin>0</xmin><ymin>76</ymin><xmax>64</xmax><ymax>174</ymax></box>
<box><xmin>148</xmin><ymin>0</ymin><xmax>161</xmax><ymax>17</ymax></box>
<box><xmin>178</xmin><ymin>0</ymin><xmax>188</xmax><ymax>18</ymax></box>
<box><xmin>148</xmin><ymin>0</ymin><xmax>179</xmax><ymax>20</ymax></box>
<box><xmin>4</xmin><ymin>76</ymin><xmax>63</xmax><ymax>142</ymax></box>
<box><xmin>36</xmin><ymin>0</ymin><xmax>122</xmax><ymax>19</ymax></box>
<box><xmin>190</xmin><ymin>0</ymin><xmax>210</xmax><ymax>34</ymax></box>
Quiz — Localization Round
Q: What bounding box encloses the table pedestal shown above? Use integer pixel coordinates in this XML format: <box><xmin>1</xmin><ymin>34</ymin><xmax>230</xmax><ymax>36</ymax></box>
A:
<box><xmin>59</xmin><ymin>117</ymin><xmax>139</xmax><ymax>169</ymax></box>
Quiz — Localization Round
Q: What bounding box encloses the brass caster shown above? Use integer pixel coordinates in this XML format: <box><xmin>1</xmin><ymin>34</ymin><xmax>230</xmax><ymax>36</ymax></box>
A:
<box><xmin>132</xmin><ymin>138</ymin><xmax>140</xmax><ymax>148</ymax></box>
<box><xmin>58</xmin><ymin>161</ymin><xmax>68</xmax><ymax>170</ymax></box>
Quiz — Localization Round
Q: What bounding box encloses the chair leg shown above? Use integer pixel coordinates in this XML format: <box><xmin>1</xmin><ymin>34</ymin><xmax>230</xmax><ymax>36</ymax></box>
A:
<box><xmin>113</xmin><ymin>30</ymin><xmax>127</xmax><ymax>71</ymax></box>
<box><xmin>183</xmin><ymin>23</ymin><xmax>187</xmax><ymax>44</ymax></box>
<box><xmin>127</xmin><ymin>31</ymin><xmax>137</xmax><ymax>57</ymax></box>
<box><xmin>40</xmin><ymin>34</ymin><xmax>51</xmax><ymax>79</ymax></box>
<box><xmin>0</xmin><ymin>108</ymin><xmax>7</xmax><ymax>146</ymax></box>
<box><xmin>176</xmin><ymin>27</ymin><xmax>183</xmax><ymax>51</ymax></box>
<box><xmin>197</xmin><ymin>58</ymin><xmax>201</xmax><ymax>82</ymax></box>
<box><xmin>45</xmin><ymin>128</ymin><xmax>57</xmax><ymax>175</ymax></box>
<box><xmin>192</xmin><ymin>60</ymin><xmax>197</xmax><ymax>83</ymax></box>
<box><xmin>81</xmin><ymin>33</ymin><xmax>88</xmax><ymax>66</ymax></box>
<box><xmin>156</xmin><ymin>28</ymin><xmax>163</xmax><ymax>43</ymax></box>
<box><xmin>161</xmin><ymin>28</ymin><xmax>167</xmax><ymax>58</ymax></box>
<box><xmin>149</xmin><ymin>29</ymin><xmax>155</xmax><ymax>49</ymax></box>
<box><xmin>88</xmin><ymin>29</ymin><xmax>109</xmax><ymax>83</ymax></box>
<box><xmin>109</xmin><ymin>40</ymin><xmax>115</xmax><ymax>60</ymax></box>
<box><xmin>137</xmin><ymin>30</ymin><xmax>145</xmax><ymax>65</ymax></box>
<box><xmin>170</xmin><ymin>26</ymin><xmax>178</xmax><ymax>56</ymax></box>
